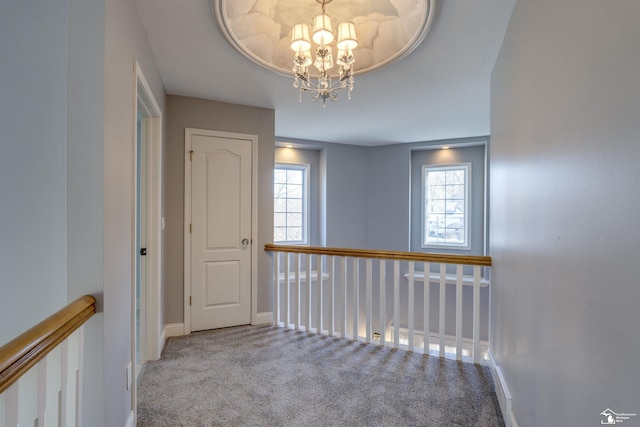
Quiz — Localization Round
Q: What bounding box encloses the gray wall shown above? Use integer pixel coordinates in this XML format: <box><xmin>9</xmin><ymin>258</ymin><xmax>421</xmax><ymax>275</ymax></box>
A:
<box><xmin>1</xmin><ymin>0</ymin><xmax>106</xmax><ymax>423</ymax></box>
<box><xmin>490</xmin><ymin>1</ymin><xmax>640</xmax><ymax>426</ymax></box>
<box><xmin>104</xmin><ymin>0</ymin><xmax>166</xmax><ymax>424</ymax></box>
<box><xmin>324</xmin><ymin>143</ymin><xmax>369</xmax><ymax>248</ymax></box>
<box><xmin>366</xmin><ymin>144</ymin><xmax>412</xmax><ymax>251</ymax></box>
<box><xmin>164</xmin><ymin>96</ymin><xmax>275</xmax><ymax>324</ymax></box>
<box><xmin>366</xmin><ymin>138</ymin><xmax>489</xmax><ymax>253</ymax></box>
<box><xmin>275</xmin><ymin>138</ymin><xmax>489</xmax><ymax>340</ymax></box>
<box><xmin>274</xmin><ymin>138</ymin><xmax>371</xmax><ymax>249</ymax></box>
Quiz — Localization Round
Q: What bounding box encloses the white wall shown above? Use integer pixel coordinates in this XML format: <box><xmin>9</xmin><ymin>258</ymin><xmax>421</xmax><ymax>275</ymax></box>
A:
<box><xmin>490</xmin><ymin>1</ymin><xmax>640</xmax><ymax>425</ymax></box>
<box><xmin>67</xmin><ymin>0</ymin><xmax>105</xmax><ymax>421</ymax></box>
<box><xmin>3</xmin><ymin>1</ymin><xmax>165</xmax><ymax>424</ymax></box>
<box><xmin>0</xmin><ymin>0</ymin><xmax>69</xmax><ymax>343</ymax></box>
<box><xmin>1</xmin><ymin>0</ymin><xmax>107</xmax><ymax>422</ymax></box>
<box><xmin>104</xmin><ymin>0</ymin><xmax>165</xmax><ymax>425</ymax></box>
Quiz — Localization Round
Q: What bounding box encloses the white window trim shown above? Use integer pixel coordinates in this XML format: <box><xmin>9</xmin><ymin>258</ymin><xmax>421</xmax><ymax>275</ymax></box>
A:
<box><xmin>421</xmin><ymin>163</ymin><xmax>472</xmax><ymax>250</ymax></box>
<box><xmin>274</xmin><ymin>162</ymin><xmax>310</xmax><ymax>245</ymax></box>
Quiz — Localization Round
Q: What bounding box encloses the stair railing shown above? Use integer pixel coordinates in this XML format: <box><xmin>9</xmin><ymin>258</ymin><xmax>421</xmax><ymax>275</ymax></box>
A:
<box><xmin>0</xmin><ymin>295</ymin><xmax>96</xmax><ymax>426</ymax></box>
<box><xmin>265</xmin><ymin>244</ymin><xmax>491</xmax><ymax>363</ymax></box>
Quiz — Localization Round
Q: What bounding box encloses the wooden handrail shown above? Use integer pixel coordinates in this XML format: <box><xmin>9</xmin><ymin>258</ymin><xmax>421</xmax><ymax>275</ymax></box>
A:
<box><xmin>264</xmin><ymin>244</ymin><xmax>492</xmax><ymax>266</ymax></box>
<box><xmin>0</xmin><ymin>295</ymin><xmax>96</xmax><ymax>394</ymax></box>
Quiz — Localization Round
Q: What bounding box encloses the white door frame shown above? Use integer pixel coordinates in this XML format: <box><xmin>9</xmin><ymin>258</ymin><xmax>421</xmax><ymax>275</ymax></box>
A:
<box><xmin>132</xmin><ymin>61</ymin><xmax>163</xmax><ymax>363</ymax></box>
<box><xmin>183</xmin><ymin>128</ymin><xmax>258</xmax><ymax>334</ymax></box>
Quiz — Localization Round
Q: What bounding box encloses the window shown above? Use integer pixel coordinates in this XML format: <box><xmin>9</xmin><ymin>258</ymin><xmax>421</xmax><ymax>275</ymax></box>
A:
<box><xmin>422</xmin><ymin>164</ymin><xmax>470</xmax><ymax>248</ymax></box>
<box><xmin>274</xmin><ymin>164</ymin><xmax>309</xmax><ymax>244</ymax></box>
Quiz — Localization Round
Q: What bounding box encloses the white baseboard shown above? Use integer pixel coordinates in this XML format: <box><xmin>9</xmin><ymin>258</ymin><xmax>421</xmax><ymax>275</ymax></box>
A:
<box><xmin>488</xmin><ymin>351</ymin><xmax>516</xmax><ymax>427</ymax></box>
<box><xmin>158</xmin><ymin>327</ymin><xmax>166</xmax><ymax>357</ymax></box>
<box><xmin>509</xmin><ymin>410</ymin><xmax>519</xmax><ymax>427</ymax></box>
<box><xmin>253</xmin><ymin>312</ymin><xmax>273</xmax><ymax>325</ymax></box>
<box><xmin>161</xmin><ymin>323</ymin><xmax>185</xmax><ymax>355</ymax></box>
<box><xmin>124</xmin><ymin>410</ymin><xmax>135</xmax><ymax>427</ymax></box>
<box><xmin>163</xmin><ymin>323</ymin><xmax>185</xmax><ymax>338</ymax></box>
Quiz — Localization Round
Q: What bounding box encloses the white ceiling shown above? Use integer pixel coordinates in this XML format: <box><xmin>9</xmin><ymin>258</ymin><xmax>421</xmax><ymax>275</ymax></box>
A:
<box><xmin>135</xmin><ymin>0</ymin><xmax>516</xmax><ymax>146</ymax></box>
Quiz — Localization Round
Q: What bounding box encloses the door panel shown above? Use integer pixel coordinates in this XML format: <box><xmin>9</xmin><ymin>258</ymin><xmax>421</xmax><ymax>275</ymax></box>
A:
<box><xmin>190</xmin><ymin>133</ymin><xmax>251</xmax><ymax>331</ymax></box>
<box><xmin>205</xmin><ymin>150</ymin><xmax>241</xmax><ymax>250</ymax></box>
<box><xmin>204</xmin><ymin>261</ymin><xmax>240</xmax><ymax>306</ymax></box>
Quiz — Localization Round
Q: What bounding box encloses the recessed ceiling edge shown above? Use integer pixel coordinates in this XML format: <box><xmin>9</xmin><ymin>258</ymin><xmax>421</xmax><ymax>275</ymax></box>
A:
<box><xmin>212</xmin><ymin>0</ymin><xmax>438</xmax><ymax>78</ymax></box>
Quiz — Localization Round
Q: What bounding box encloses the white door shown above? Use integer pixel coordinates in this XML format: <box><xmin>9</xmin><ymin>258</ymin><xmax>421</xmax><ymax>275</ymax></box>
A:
<box><xmin>189</xmin><ymin>131</ymin><xmax>252</xmax><ymax>331</ymax></box>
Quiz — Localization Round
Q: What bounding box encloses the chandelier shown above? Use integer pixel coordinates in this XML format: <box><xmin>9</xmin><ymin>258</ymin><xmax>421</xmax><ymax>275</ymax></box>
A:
<box><xmin>290</xmin><ymin>0</ymin><xmax>358</xmax><ymax>105</ymax></box>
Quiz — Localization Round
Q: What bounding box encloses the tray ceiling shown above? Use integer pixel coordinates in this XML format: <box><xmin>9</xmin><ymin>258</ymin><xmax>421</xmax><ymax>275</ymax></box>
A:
<box><xmin>213</xmin><ymin>0</ymin><xmax>437</xmax><ymax>76</ymax></box>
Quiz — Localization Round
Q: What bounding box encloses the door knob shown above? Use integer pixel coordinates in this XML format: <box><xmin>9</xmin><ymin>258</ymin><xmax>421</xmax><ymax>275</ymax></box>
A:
<box><xmin>242</xmin><ymin>238</ymin><xmax>249</xmax><ymax>248</ymax></box>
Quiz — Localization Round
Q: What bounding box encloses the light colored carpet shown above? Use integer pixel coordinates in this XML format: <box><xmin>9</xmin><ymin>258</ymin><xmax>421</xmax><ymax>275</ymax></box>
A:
<box><xmin>137</xmin><ymin>325</ymin><xmax>504</xmax><ymax>427</ymax></box>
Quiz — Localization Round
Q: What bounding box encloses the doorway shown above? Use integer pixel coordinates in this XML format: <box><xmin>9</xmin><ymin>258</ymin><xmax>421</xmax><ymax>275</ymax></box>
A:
<box><xmin>135</xmin><ymin>107</ymin><xmax>147</xmax><ymax>370</ymax></box>
<box><xmin>132</xmin><ymin>61</ymin><xmax>163</xmax><ymax>388</ymax></box>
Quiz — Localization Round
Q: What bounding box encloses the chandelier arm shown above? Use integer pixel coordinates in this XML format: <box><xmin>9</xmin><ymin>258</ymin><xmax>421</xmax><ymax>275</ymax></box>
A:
<box><xmin>296</xmin><ymin>74</ymin><xmax>323</xmax><ymax>92</ymax></box>
<box><xmin>327</xmin><ymin>77</ymin><xmax>351</xmax><ymax>92</ymax></box>
<box><xmin>295</xmin><ymin>72</ymin><xmax>317</xmax><ymax>88</ymax></box>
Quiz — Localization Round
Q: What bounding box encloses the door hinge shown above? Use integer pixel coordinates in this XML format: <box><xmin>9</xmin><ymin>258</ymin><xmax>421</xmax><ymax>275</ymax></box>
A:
<box><xmin>189</xmin><ymin>296</ymin><xmax>192</xmax><ymax>306</ymax></box>
<box><xmin>189</xmin><ymin>150</ymin><xmax>194</xmax><ymax>161</ymax></box>
<box><xmin>190</xmin><ymin>223</ymin><xmax>192</xmax><ymax>234</ymax></box>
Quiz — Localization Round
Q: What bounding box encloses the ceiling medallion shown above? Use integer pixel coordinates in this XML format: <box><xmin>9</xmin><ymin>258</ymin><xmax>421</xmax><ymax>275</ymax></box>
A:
<box><xmin>213</xmin><ymin>0</ymin><xmax>437</xmax><ymax>105</ymax></box>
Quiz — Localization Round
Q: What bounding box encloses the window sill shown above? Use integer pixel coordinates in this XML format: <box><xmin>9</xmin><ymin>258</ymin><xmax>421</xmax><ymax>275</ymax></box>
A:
<box><xmin>278</xmin><ymin>270</ymin><xmax>329</xmax><ymax>284</ymax></box>
<box><xmin>403</xmin><ymin>272</ymin><xmax>489</xmax><ymax>288</ymax></box>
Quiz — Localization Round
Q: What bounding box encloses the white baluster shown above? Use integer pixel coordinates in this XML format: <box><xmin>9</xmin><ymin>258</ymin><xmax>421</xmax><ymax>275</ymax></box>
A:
<box><xmin>17</xmin><ymin>362</ymin><xmax>37</xmax><ymax>426</ymax></box>
<box><xmin>328</xmin><ymin>255</ymin><xmax>335</xmax><ymax>337</ymax></box>
<box><xmin>65</xmin><ymin>332</ymin><xmax>80</xmax><ymax>427</ymax></box>
<box><xmin>274</xmin><ymin>252</ymin><xmax>280</xmax><ymax>326</ymax></box>
<box><xmin>0</xmin><ymin>389</ymin><xmax>5</xmax><ymax>426</ymax></box>
<box><xmin>284</xmin><ymin>253</ymin><xmax>290</xmax><ymax>328</ymax></box>
<box><xmin>60</xmin><ymin>339</ymin><xmax>68</xmax><ymax>427</ymax></box>
<box><xmin>46</xmin><ymin>346</ymin><xmax>62</xmax><ymax>427</ymax></box>
<box><xmin>76</xmin><ymin>326</ymin><xmax>85</xmax><ymax>427</ymax></box>
<box><xmin>352</xmin><ymin>258</ymin><xmax>359</xmax><ymax>341</ymax></box>
<box><xmin>5</xmin><ymin>382</ymin><xmax>18</xmax><ymax>427</ymax></box>
<box><xmin>306</xmin><ymin>254</ymin><xmax>312</xmax><ymax>331</ymax></box>
<box><xmin>473</xmin><ymin>265</ymin><xmax>482</xmax><ymax>363</ymax></box>
<box><xmin>37</xmin><ymin>358</ymin><xmax>46</xmax><ymax>427</ymax></box>
<box><xmin>456</xmin><ymin>264</ymin><xmax>463</xmax><ymax>360</ymax></box>
<box><xmin>365</xmin><ymin>258</ymin><xmax>372</xmax><ymax>343</ymax></box>
<box><xmin>341</xmin><ymin>257</ymin><xmax>347</xmax><ymax>338</ymax></box>
<box><xmin>439</xmin><ymin>263</ymin><xmax>446</xmax><ymax>358</ymax></box>
<box><xmin>317</xmin><ymin>255</ymin><xmax>323</xmax><ymax>334</ymax></box>
<box><xmin>379</xmin><ymin>260</ymin><xmax>386</xmax><ymax>346</ymax></box>
<box><xmin>393</xmin><ymin>260</ymin><xmax>400</xmax><ymax>349</ymax></box>
<box><xmin>294</xmin><ymin>253</ymin><xmax>300</xmax><ymax>330</ymax></box>
<box><xmin>408</xmin><ymin>261</ymin><xmax>415</xmax><ymax>351</ymax></box>
<box><xmin>423</xmin><ymin>262</ymin><xmax>431</xmax><ymax>354</ymax></box>
<box><xmin>0</xmin><ymin>389</ymin><xmax>5</xmax><ymax>427</ymax></box>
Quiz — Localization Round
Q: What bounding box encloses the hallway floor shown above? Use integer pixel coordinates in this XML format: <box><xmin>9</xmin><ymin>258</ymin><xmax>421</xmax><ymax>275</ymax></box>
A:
<box><xmin>137</xmin><ymin>325</ymin><xmax>504</xmax><ymax>426</ymax></box>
